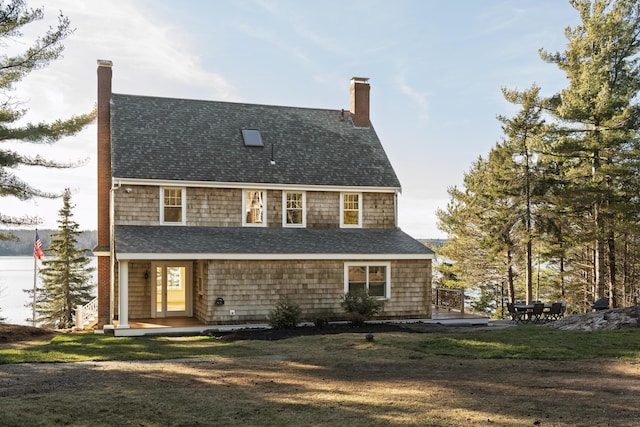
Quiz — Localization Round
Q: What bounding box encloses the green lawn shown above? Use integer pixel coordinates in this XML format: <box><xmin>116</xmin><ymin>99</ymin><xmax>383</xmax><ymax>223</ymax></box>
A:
<box><xmin>383</xmin><ymin>325</ymin><xmax>640</xmax><ymax>359</ymax></box>
<box><xmin>1</xmin><ymin>325</ymin><xmax>639</xmax><ymax>364</ymax></box>
<box><xmin>0</xmin><ymin>333</ymin><xmax>263</xmax><ymax>364</ymax></box>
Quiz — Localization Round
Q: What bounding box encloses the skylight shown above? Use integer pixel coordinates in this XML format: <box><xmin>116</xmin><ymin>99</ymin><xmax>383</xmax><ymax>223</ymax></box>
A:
<box><xmin>242</xmin><ymin>129</ymin><xmax>264</xmax><ymax>147</ymax></box>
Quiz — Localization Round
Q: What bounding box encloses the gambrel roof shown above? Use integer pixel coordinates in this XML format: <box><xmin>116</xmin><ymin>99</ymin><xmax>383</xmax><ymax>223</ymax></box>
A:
<box><xmin>110</xmin><ymin>94</ymin><xmax>401</xmax><ymax>189</ymax></box>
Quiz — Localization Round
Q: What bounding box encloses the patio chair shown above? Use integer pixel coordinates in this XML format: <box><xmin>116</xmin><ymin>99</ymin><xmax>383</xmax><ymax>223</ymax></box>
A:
<box><xmin>544</xmin><ymin>302</ymin><xmax>563</xmax><ymax>321</ymax></box>
<box><xmin>531</xmin><ymin>303</ymin><xmax>545</xmax><ymax>323</ymax></box>
<box><xmin>592</xmin><ymin>297</ymin><xmax>609</xmax><ymax>311</ymax></box>
<box><xmin>506</xmin><ymin>303</ymin><xmax>522</xmax><ymax>323</ymax></box>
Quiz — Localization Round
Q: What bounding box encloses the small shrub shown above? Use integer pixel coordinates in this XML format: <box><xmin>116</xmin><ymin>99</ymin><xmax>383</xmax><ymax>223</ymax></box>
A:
<box><xmin>341</xmin><ymin>291</ymin><xmax>383</xmax><ymax>326</ymax></box>
<box><xmin>268</xmin><ymin>296</ymin><xmax>302</xmax><ymax>329</ymax></box>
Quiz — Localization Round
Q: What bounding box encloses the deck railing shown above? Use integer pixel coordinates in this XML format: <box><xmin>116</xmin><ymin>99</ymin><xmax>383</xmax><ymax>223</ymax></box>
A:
<box><xmin>432</xmin><ymin>287</ymin><xmax>464</xmax><ymax>313</ymax></box>
<box><xmin>76</xmin><ymin>297</ymin><xmax>99</xmax><ymax>330</ymax></box>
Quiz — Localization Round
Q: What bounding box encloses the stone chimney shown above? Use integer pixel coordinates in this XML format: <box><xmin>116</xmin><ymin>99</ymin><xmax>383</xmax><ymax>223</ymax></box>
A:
<box><xmin>96</xmin><ymin>59</ymin><xmax>112</xmax><ymax>327</ymax></box>
<box><xmin>350</xmin><ymin>77</ymin><xmax>370</xmax><ymax>128</ymax></box>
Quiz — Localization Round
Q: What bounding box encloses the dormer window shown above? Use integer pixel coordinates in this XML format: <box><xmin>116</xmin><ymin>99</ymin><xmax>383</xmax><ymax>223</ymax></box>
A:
<box><xmin>242</xmin><ymin>129</ymin><xmax>263</xmax><ymax>147</ymax></box>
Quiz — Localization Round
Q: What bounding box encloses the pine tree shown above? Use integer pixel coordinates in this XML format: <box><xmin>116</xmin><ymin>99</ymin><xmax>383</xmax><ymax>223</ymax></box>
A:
<box><xmin>31</xmin><ymin>189</ymin><xmax>94</xmax><ymax>328</ymax></box>
<box><xmin>0</xmin><ymin>0</ymin><xmax>95</xmax><ymax>229</ymax></box>
<box><xmin>437</xmin><ymin>153</ymin><xmax>520</xmax><ymax>313</ymax></box>
<box><xmin>497</xmin><ymin>85</ymin><xmax>547</xmax><ymax>303</ymax></box>
<box><xmin>539</xmin><ymin>0</ymin><xmax>640</xmax><ymax>305</ymax></box>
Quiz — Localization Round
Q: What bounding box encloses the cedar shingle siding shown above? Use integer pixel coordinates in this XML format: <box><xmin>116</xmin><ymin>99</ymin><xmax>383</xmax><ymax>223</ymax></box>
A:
<box><xmin>98</xmin><ymin>65</ymin><xmax>434</xmax><ymax>327</ymax></box>
<box><xmin>114</xmin><ymin>187</ymin><xmax>395</xmax><ymax>229</ymax></box>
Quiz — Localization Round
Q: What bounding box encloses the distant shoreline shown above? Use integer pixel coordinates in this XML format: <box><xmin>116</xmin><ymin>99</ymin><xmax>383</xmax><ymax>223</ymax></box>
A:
<box><xmin>0</xmin><ymin>229</ymin><xmax>96</xmax><ymax>257</ymax></box>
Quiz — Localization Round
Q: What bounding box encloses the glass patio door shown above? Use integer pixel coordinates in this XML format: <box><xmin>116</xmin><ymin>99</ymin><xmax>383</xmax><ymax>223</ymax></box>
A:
<box><xmin>153</xmin><ymin>262</ymin><xmax>192</xmax><ymax>317</ymax></box>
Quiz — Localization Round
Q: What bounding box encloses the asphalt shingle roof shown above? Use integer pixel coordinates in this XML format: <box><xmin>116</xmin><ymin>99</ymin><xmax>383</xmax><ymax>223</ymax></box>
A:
<box><xmin>114</xmin><ymin>225</ymin><xmax>434</xmax><ymax>257</ymax></box>
<box><xmin>111</xmin><ymin>94</ymin><xmax>401</xmax><ymax>188</ymax></box>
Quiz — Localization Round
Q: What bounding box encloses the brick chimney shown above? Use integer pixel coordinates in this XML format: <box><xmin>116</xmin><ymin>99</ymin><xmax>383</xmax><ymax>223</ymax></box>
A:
<box><xmin>350</xmin><ymin>77</ymin><xmax>370</xmax><ymax>128</ymax></box>
<box><xmin>96</xmin><ymin>59</ymin><xmax>112</xmax><ymax>327</ymax></box>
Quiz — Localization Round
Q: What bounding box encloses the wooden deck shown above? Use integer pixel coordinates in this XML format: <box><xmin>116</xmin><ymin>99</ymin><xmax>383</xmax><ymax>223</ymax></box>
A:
<box><xmin>105</xmin><ymin>308</ymin><xmax>488</xmax><ymax>337</ymax></box>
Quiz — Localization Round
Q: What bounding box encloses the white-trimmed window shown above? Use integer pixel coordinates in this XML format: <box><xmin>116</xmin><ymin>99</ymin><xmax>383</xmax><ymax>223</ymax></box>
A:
<box><xmin>243</xmin><ymin>190</ymin><xmax>267</xmax><ymax>226</ymax></box>
<box><xmin>160</xmin><ymin>187</ymin><xmax>186</xmax><ymax>225</ymax></box>
<box><xmin>340</xmin><ymin>192</ymin><xmax>362</xmax><ymax>227</ymax></box>
<box><xmin>344</xmin><ymin>262</ymin><xmax>390</xmax><ymax>299</ymax></box>
<box><xmin>283</xmin><ymin>191</ymin><xmax>306</xmax><ymax>227</ymax></box>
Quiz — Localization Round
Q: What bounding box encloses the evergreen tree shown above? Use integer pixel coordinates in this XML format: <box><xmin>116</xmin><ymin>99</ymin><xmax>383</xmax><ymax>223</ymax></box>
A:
<box><xmin>540</xmin><ymin>0</ymin><xmax>640</xmax><ymax>305</ymax></box>
<box><xmin>0</xmin><ymin>0</ymin><xmax>95</xmax><ymax>229</ymax></box>
<box><xmin>30</xmin><ymin>189</ymin><xmax>94</xmax><ymax>328</ymax></box>
<box><xmin>438</xmin><ymin>85</ymin><xmax>549</xmax><ymax>310</ymax></box>
<box><xmin>437</xmin><ymin>153</ymin><xmax>520</xmax><ymax>313</ymax></box>
<box><xmin>496</xmin><ymin>85</ymin><xmax>547</xmax><ymax>303</ymax></box>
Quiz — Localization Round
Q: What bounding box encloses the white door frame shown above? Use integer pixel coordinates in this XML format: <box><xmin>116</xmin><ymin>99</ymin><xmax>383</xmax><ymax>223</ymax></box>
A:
<box><xmin>150</xmin><ymin>261</ymin><xmax>193</xmax><ymax>318</ymax></box>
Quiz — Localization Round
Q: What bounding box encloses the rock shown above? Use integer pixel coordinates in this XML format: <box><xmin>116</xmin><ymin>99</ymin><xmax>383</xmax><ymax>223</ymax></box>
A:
<box><xmin>547</xmin><ymin>307</ymin><xmax>640</xmax><ymax>331</ymax></box>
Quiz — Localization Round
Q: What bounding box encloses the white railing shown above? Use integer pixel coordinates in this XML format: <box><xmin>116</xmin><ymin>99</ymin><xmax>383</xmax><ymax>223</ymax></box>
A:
<box><xmin>76</xmin><ymin>297</ymin><xmax>99</xmax><ymax>330</ymax></box>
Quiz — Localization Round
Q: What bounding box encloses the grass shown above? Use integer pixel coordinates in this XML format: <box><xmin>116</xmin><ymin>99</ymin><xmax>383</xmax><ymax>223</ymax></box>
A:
<box><xmin>1</xmin><ymin>326</ymin><xmax>639</xmax><ymax>426</ymax></box>
<box><xmin>0</xmin><ymin>333</ymin><xmax>264</xmax><ymax>364</ymax></box>
<box><xmin>383</xmin><ymin>325</ymin><xmax>640</xmax><ymax>360</ymax></box>
<box><xmin>1</xmin><ymin>325</ymin><xmax>639</xmax><ymax>364</ymax></box>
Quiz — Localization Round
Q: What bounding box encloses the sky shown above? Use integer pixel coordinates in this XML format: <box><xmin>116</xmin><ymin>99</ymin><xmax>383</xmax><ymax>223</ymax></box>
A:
<box><xmin>2</xmin><ymin>0</ymin><xmax>582</xmax><ymax>239</ymax></box>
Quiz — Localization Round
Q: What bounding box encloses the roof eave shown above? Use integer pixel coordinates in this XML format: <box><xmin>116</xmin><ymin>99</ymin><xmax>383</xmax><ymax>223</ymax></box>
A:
<box><xmin>111</xmin><ymin>177</ymin><xmax>401</xmax><ymax>193</ymax></box>
<box><xmin>115</xmin><ymin>252</ymin><xmax>435</xmax><ymax>261</ymax></box>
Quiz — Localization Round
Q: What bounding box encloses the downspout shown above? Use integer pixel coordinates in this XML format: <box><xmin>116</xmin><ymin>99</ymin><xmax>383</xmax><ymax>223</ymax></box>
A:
<box><xmin>110</xmin><ymin>181</ymin><xmax>117</xmax><ymax>324</ymax></box>
<box><xmin>394</xmin><ymin>191</ymin><xmax>398</xmax><ymax>228</ymax></box>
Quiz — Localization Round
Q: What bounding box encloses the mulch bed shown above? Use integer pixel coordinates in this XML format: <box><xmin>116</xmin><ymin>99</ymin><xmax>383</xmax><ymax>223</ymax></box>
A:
<box><xmin>209</xmin><ymin>322</ymin><xmax>455</xmax><ymax>341</ymax></box>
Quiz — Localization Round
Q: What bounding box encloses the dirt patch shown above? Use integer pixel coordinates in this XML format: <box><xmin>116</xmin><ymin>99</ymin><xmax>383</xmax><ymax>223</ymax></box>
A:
<box><xmin>0</xmin><ymin>324</ymin><xmax>57</xmax><ymax>345</ymax></box>
<box><xmin>1</xmin><ymin>335</ymin><xmax>639</xmax><ymax>426</ymax></box>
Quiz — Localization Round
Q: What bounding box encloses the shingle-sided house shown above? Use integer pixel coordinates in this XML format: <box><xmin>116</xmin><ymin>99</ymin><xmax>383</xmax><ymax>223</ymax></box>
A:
<box><xmin>93</xmin><ymin>60</ymin><xmax>434</xmax><ymax>335</ymax></box>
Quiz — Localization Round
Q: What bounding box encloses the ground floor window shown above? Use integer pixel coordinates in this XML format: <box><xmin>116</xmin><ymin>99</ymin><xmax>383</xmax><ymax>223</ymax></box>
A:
<box><xmin>344</xmin><ymin>262</ymin><xmax>390</xmax><ymax>298</ymax></box>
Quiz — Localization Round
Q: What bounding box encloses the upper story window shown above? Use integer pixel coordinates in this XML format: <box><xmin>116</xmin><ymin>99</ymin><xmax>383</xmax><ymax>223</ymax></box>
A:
<box><xmin>161</xmin><ymin>187</ymin><xmax>186</xmax><ymax>225</ymax></box>
<box><xmin>340</xmin><ymin>192</ymin><xmax>362</xmax><ymax>228</ymax></box>
<box><xmin>243</xmin><ymin>190</ymin><xmax>266</xmax><ymax>226</ymax></box>
<box><xmin>344</xmin><ymin>263</ymin><xmax>390</xmax><ymax>299</ymax></box>
<box><xmin>283</xmin><ymin>191</ymin><xmax>306</xmax><ymax>227</ymax></box>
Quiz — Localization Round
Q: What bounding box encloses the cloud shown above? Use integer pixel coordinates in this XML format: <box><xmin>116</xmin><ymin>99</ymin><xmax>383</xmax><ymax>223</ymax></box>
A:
<box><xmin>394</xmin><ymin>73</ymin><xmax>430</xmax><ymax>121</ymax></box>
<box><xmin>1</xmin><ymin>0</ymin><xmax>238</xmax><ymax>230</ymax></box>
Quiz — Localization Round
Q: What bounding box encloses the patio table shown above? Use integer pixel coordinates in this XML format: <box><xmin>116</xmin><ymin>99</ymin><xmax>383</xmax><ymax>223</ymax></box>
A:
<box><xmin>514</xmin><ymin>304</ymin><xmax>551</xmax><ymax>322</ymax></box>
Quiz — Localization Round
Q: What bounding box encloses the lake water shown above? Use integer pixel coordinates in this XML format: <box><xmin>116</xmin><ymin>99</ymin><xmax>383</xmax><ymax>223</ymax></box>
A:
<box><xmin>0</xmin><ymin>256</ymin><xmax>97</xmax><ymax>325</ymax></box>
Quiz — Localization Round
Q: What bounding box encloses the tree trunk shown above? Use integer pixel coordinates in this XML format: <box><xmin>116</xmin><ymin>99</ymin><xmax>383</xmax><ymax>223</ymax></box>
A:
<box><xmin>525</xmin><ymin>148</ymin><xmax>533</xmax><ymax>305</ymax></box>
<box><xmin>507</xmin><ymin>249</ymin><xmax>515</xmax><ymax>303</ymax></box>
<box><xmin>560</xmin><ymin>255</ymin><xmax>565</xmax><ymax>299</ymax></box>
<box><xmin>608</xmin><ymin>231</ymin><xmax>617</xmax><ymax>308</ymax></box>
<box><xmin>593</xmin><ymin>149</ymin><xmax>606</xmax><ymax>299</ymax></box>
